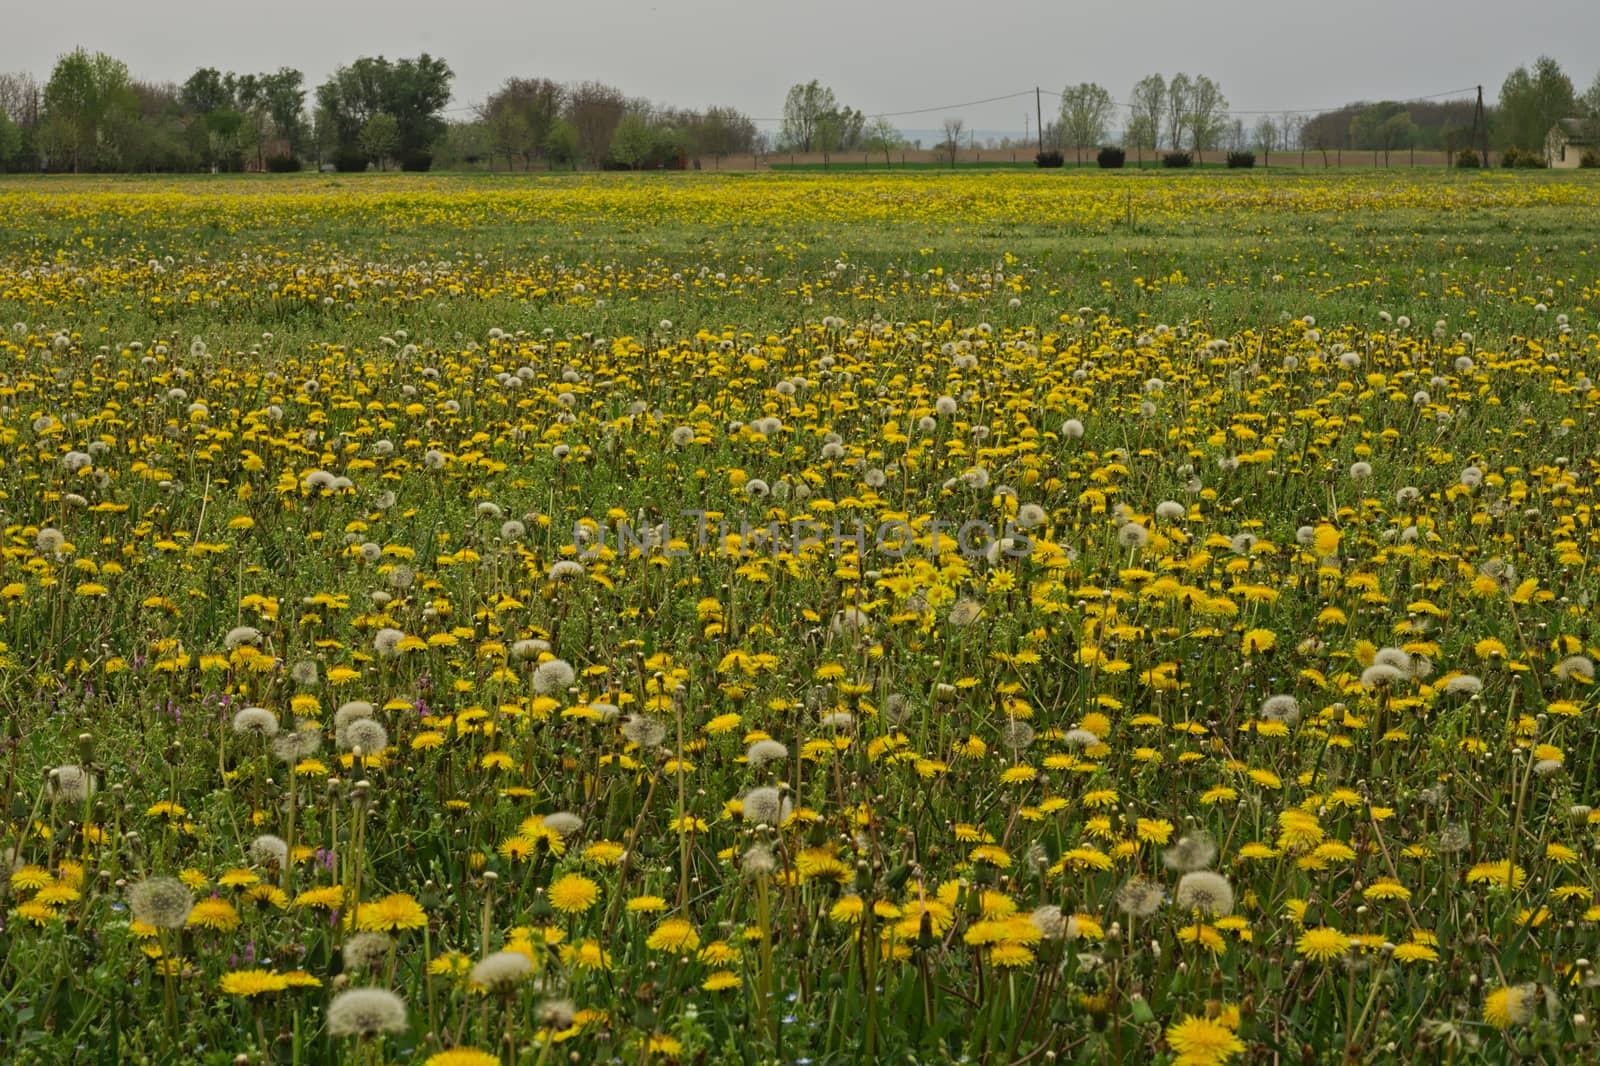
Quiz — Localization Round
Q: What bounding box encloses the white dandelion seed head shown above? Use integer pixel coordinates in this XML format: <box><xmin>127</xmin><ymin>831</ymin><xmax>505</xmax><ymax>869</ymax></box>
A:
<box><xmin>326</xmin><ymin>985</ymin><xmax>406</xmax><ymax>1030</ymax></box>
<box><xmin>341</xmin><ymin>718</ymin><xmax>389</xmax><ymax>755</ymax></box>
<box><xmin>1161</xmin><ymin>831</ymin><xmax>1218</xmax><ymax>873</ymax></box>
<box><xmin>746</xmin><ymin>739</ymin><xmax>789</xmax><ymax>767</ymax></box>
<box><xmin>129</xmin><ymin>876</ymin><xmax>194</xmax><ymax>929</ymax></box>
<box><xmin>1176</xmin><ymin>871</ymin><xmax>1235</xmax><ymax>917</ymax></box>
<box><xmin>470</xmin><ymin>950</ymin><xmax>534</xmax><ymax>989</ymax></box>
<box><xmin>232</xmin><ymin>707</ymin><xmax>280</xmax><ymax>737</ymax></box>
<box><xmin>250</xmin><ymin>834</ymin><xmax>289</xmax><ymax>868</ymax></box>
<box><xmin>532</xmin><ymin>658</ymin><xmax>576</xmax><ymax>695</ymax></box>
<box><xmin>542</xmin><ymin>812</ymin><xmax>583</xmax><ymax>836</ymax></box>
<box><xmin>47</xmin><ymin>764</ymin><xmax>94</xmax><ymax>804</ymax></box>
<box><xmin>741</xmin><ymin>786</ymin><xmax>792</xmax><ymax>826</ymax></box>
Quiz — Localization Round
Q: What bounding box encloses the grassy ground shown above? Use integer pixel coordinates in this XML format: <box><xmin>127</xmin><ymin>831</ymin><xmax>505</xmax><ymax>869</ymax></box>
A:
<box><xmin>0</xmin><ymin>170</ymin><xmax>1599</xmax><ymax>1065</ymax></box>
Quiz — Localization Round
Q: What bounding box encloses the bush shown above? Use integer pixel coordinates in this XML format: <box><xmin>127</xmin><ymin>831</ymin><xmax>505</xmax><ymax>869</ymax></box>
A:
<box><xmin>1226</xmin><ymin>151</ymin><xmax>1255</xmax><ymax>169</ymax></box>
<box><xmin>332</xmin><ymin>150</ymin><xmax>369</xmax><ymax>173</ymax></box>
<box><xmin>1455</xmin><ymin>148</ymin><xmax>1481</xmax><ymax>168</ymax></box>
<box><xmin>1500</xmin><ymin>146</ymin><xmax>1547</xmax><ymax>169</ymax></box>
<box><xmin>1096</xmin><ymin>146</ymin><xmax>1125</xmax><ymax>169</ymax></box>
<box><xmin>1162</xmin><ymin>151</ymin><xmax>1192</xmax><ymax>169</ymax></box>
<box><xmin>1581</xmin><ymin>150</ymin><xmax>1600</xmax><ymax>169</ymax></box>
<box><xmin>398</xmin><ymin>151</ymin><xmax>434</xmax><ymax>172</ymax></box>
<box><xmin>264</xmin><ymin>155</ymin><xmax>302</xmax><ymax>173</ymax></box>
<box><xmin>1034</xmin><ymin>150</ymin><xmax>1064</xmax><ymax>168</ymax></box>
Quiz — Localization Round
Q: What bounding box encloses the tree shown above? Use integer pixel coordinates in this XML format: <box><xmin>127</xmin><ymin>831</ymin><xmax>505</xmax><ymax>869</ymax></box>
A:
<box><xmin>609</xmin><ymin>111</ymin><xmax>653</xmax><ymax>169</ymax></box>
<box><xmin>0</xmin><ymin>110</ymin><xmax>21</xmax><ymax>170</ymax></box>
<box><xmin>181</xmin><ymin>68</ymin><xmax>233</xmax><ymax>115</ymax></box>
<box><xmin>482</xmin><ymin>77</ymin><xmax>564</xmax><ymax>169</ymax></box>
<box><xmin>433</xmin><ymin>119</ymin><xmax>489</xmax><ymax>168</ymax></box>
<box><xmin>1059</xmin><ymin>82</ymin><xmax>1114</xmax><ymax>164</ymax></box>
<box><xmin>567</xmin><ymin>81</ymin><xmax>626</xmax><ymax>167</ymax></box>
<box><xmin>865</xmin><ymin>115</ymin><xmax>901</xmax><ymax>166</ymax></box>
<box><xmin>316</xmin><ymin>55</ymin><xmax>452</xmax><ymax>171</ymax></box>
<box><xmin>1584</xmin><ymin>72</ymin><xmax>1600</xmax><ymax>145</ymax></box>
<box><xmin>42</xmin><ymin>48</ymin><xmax>135</xmax><ymax>171</ymax></box>
<box><xmin>1165</xmin><ymin>73</ymin><xmax>1192</xmax><ymax>150</ymax></box>
<box><xmin>1252</xmin><ymin>116</ymin><xmax>1277</xmax><ymax>163</ymax></box>
<box><xmin>1350</xmin><ymin>102</ymin><xmax>1414</xmax><ymax>162</ymax></box>
<box><xmin>939</xmin><ymin>117</ymin><xmax>965</xmax><ymax>167</ymax></box>
<box><xmin>688</xmin><ymin>106</ymin><xmax>757</xmax><ymax>165</ymax></box>
<box><xmin>1127</xmin><ymin>75</ymin><xmax>1165</xmax><ymax>162</ymax></box>
<box><xmin>543</xmin><ymin>118</ymin><xmax>578</xmax><ymax>168</ymax></box>
<box><xmin>780</xmin><ymin>80</ymin><xmax>836</xmax><ymax>152</ymax></box>
<box><xmin>0</xmin><ymin>73</ymin><xmax>42</xmax><ymax>128</ymax></box>
<box><xmin>261</xmin><ymin>68</ymin><xmax>306</xmax><ymax>159</ymax></box>
<box><xmin>359</xmin><ymin>112</ymin><xmax>400</xmax><ymax>169</ymax></box>
<box><xmin>1186</xmin><ymin>75</ymin><xmax>1229</xmax><ymax>152</ymax></box>
<box><xmin>1497</xmin><ymin>57</ymin><xmax>1575</xmax><ymax>151</ymax></box>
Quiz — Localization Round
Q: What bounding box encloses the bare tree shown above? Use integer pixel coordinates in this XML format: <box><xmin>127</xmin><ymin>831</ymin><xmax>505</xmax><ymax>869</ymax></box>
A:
<box><xmin>1165</xmin><ymin>73</ymin><xmax>1192</xmax><ymax>150</ymax></box>
<box><xmin>481</xmin><ymin>78</ymin><xmax>564</xmax><ymax>170</ymax></box>
<box><xmin>0</xmin><ymin>72</ymin><xmax>41</xmax><ymax>127</ymax></box>
<box><xmin>1253</xmin><ymin>116</ymin><xmax>1277</xmax><ymax>164</ymax></box>
<box><xmin>939</xmin><ymin>117</ymin><xmax>965</xmax><ymax>167</ymax></box>
<box><xmin>1127</xmin><ymin>74</ymin><xmax>1165</xmax><ymax>163</ymax></box>
<box><xmin>1058</xmin><ymin>82</ymin><xmax>1115</xmax><ymax>164</ymax></box>
<box><xmin>566</xmin><ymin>80</ymin><xmax>625</xmax><ymax>168</ymax></box>
<box><xmin>865</xmin><ymin>115</ymin><xmax>901</xmax><ymax>166</ymax></box>
<box><xmin>1186</xmin><ymin>76</ymin><xmax>1229</xmax><ymax>153</ymax></box>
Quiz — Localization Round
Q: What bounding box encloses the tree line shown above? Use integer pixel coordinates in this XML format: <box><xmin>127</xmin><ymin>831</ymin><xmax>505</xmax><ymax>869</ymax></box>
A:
<box><xmin>0</xmin><ymin>49</ymin><xmax>1597</xmax><ymax>173</ymax></box>
<box><xmin>0</xmin><ymin>49</ymin><xmax>765</xmax><ymax>173</ymax></box>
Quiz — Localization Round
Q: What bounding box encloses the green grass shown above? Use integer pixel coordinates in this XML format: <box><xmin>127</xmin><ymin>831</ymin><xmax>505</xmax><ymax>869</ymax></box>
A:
<box><xmin>0</xmin><ymin>170</ymin><xmax>1598</xmax><ymax>1065</ymax></box>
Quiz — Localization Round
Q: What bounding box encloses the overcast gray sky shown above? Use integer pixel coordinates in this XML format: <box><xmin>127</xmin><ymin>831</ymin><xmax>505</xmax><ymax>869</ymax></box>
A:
<box><xmin>6</xmin><ymin>1</ymin><xmax>1598</xmax><ymax>133</ymax></box>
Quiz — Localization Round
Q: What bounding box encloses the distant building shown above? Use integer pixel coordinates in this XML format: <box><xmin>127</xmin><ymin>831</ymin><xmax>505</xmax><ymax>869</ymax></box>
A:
<box><xmin>1545</xmin><ymin>118</ymin><xmax>1596</xmax><ymax>169</ymax></box>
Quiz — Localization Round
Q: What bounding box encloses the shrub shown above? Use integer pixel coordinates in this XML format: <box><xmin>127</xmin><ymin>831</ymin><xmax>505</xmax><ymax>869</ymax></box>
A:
<box><xmin>1500</xmin><ymin>146</ymin><xmax>1547</xmax><ymax>169</ymax></box>
<box><xmin>264</xmin><ymin>155</ymin><xmax>302</xmax><ymax>173</ymax></box>
<box><xmin>1162</xmin><ymin>151</ymin><xmax>1192</xmax><ymax>169</ymax></box>
<box><xmin>399</xmin><ymin>151</ymin><xmax>434</xmax><ymax>173</ymax></box>
<box><xmin>1226</xmin><ymin>151</ymin><xmax>1255</xmax><ymax>169</ymax></box>
<box><xmin>1096</xmin><ymin>146</ymin><xmax>1125</xmax><ymax>169</ymax></box>
<box><xmin>1035</xmin><ymin>150</ymin><xmax>1064</xmax><ymax>169</ymax></box>
<box><xmin>332</xmin><ymin>150</ymin><xmax>369</xmax><ymax>173</ymax></box>
<box><xmin>1454</xmin><ymin>148</ymin><xmax>1481</xmax><ymax>168</ymax></box>
<box><xmin>1581</xmin><ymin>150</ymin><xmax>1600</xmax><ymax>169</ymax></box>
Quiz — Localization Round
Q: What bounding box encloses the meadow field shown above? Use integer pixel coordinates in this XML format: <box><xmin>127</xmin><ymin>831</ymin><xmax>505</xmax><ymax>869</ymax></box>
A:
<box><xmin>2</xmin><ymin>169</ymin><xmax>1600</xmax><ymax>1064</ymax></box>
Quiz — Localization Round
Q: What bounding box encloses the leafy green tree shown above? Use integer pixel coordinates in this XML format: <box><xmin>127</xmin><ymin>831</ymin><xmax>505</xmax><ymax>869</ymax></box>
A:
<box><xmin>261</xmin><ymin>68</ymin><xmax>306</xmax><ymax>160</ymax></box>
<box><xmin>0</xmin><ymin>111</ymin><xmax>21</xmax><ymax>170</ymax></box>
<box><xmin>359</xmin><ymin>112</ymin><xmax>400</xmax><ymax>170</ymax></box>
<box><xmin>181</xmin><ymin>68</ymin><xmax>233</xmax><ymax>115</ymax></box>
<box><xmin>42</xmin><ymin>48</ymin><xmax>135</xmax><ymax>171</ymax></box>
<box><xmin>543</xmin><ymin>118</ymin><xmax>578</xmax><ymax>169</ymax></box>
<box><xmin>608</xmin><ymin>112</ymin><xmax>653</xmax><ymax>169</ymax></box>
<box><xmin>1497</xmin><ymin>57</ymin><xmax>1575</xmax><ymax>151</ymax></box>
<box><xmin>317</xmin><ymin>55</ymin><xmax>452</xmax><ymax>171</ymax></box>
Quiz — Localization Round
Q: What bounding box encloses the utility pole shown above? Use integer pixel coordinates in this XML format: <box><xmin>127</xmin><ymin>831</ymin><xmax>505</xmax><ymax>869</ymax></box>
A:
<box><xmin>1471</xmin><ymin>85</ymin><xmax>1487</xmax><ymax>164</ymax></box>
<box><xmin>1036</xmin><ymin>87</ymin><xmax>1044</xmax><ymax>153</ymax></box>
